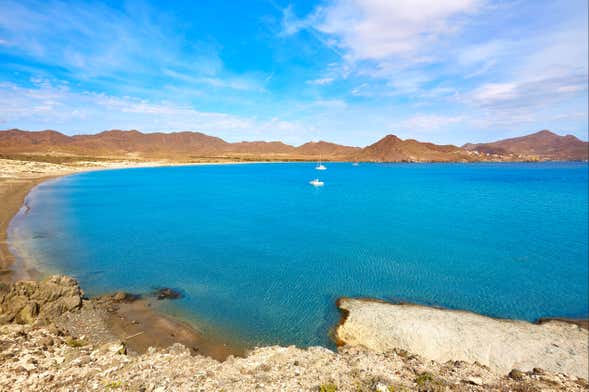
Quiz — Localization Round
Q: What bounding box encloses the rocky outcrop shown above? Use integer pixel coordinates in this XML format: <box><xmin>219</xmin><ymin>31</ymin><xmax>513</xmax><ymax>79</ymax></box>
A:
<box><xmin>0</xmin><ymin>275</ymin><xmax>83</xmax><ymax>325</ymax></box>
<box><xmin>153</xmin><ymin>287</ymin><xmax>182</xmax><ymax>300</ymax></box>
<box><xmin>1</xmin><ymin>323</ymin><xmax>587</xmax><ymax>391</ymax></box>
<box><xmin>336</xmin><ymin>298</ymin><xmax>589</xmax><ymax>379</ymax></box>
<box><xmin>356</xmin><ymin>134</ymin><xmax>476</xmax><ymax>162</ymax></box>
<box><xmin>1</xmin><ymin>277</ymin><xmax>587</xmax><ymax>390</ymax></box>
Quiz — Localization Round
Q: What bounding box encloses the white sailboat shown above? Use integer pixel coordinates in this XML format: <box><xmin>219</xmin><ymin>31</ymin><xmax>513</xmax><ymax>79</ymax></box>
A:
<box><xmin>315</xmin><ymin>153</ymin><xmax>327</xmax><ymax>170</ymax></box>
<box><xmin>309</xmin><ymin>139</ymin><xmax>325</xmax><ymax>186</ymax></box>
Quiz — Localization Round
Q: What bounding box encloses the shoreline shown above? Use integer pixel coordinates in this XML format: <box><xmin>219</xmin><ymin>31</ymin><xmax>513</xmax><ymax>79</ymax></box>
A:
<box><xmin>0</xmin><ymin>175</ymin><xmax>60</xmax><ymax>281</ymax></box>
<box><xmin>2</xmin><ymin>157</ymin><xmax>588</xmax><ymax>365</ymax></box>
<box><xmin>1</xmin><ymin>158</ymin><xmax>296</xmax><ymax>281</ymax></box>
<box><xmin>0</xmin><ymin>158</ymin><xmax>260</xmax><ymax>360</ymax></box>
<box><xmin>335</xmin><ymin>297</ymin><xmax>589</xmax><ymax>334</ymax></box>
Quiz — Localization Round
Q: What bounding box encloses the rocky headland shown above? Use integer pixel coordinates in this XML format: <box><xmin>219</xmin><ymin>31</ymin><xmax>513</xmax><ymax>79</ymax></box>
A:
<box><xmin>335</xmin><ymin>298</ymin><xmax>589</xmax><ymax>379</ymax></box>
<box><xmin>1</xmin><ymin>276</ymin><xmax>588</xmax><ymax>391</ymax></box>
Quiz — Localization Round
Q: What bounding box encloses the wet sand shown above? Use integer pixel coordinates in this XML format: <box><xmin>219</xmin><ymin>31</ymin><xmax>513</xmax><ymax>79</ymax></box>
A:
<box><xmin>0</xmin><ymin>175</ymin><xmax>58</xmax><ymax>281</ymax></box>
<box><xmin>104</xmin><ymin>298</ymin><xmax>245</xmax><ymax>360</ymax></box>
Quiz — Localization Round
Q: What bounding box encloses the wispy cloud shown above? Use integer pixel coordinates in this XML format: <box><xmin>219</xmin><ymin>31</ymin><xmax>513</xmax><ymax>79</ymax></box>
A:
<box><xmin>282</xmin><ymin>0</ymin><xmax>483</xmax><ymax>89</ymax></box>
<box><xmin>0</xmin><ymin>0</ymin><xmax>269</xmax><ymax>94</ymax></box>
<box><xmin>399</xmin><ymin>114</ymin><xmax>464</xmax><ymax>133</ymax></box>
<box><xmin>0</xmin><ymin>1</ymin><xmax>168</xmax><ymax>76</ymax></box>
<box><xmin>306</xmin><ymin>77</ymin><xmax>335</xmax><ymax>85</ymax></box>
<box><xmin>313</xmin><ymin>0</ymin><xmax>481</xmax><ymax>61</ymax></box>
<box><xmin>0</xmin><ymin>79</ymin><xmax>308</xmax><ymax>141</ymax></box>
<box><xmin>163</xmin><ymin>69</ymin><xmax>267</xmax><ymax>92</ymax></box>
<box><xmin>463</xmin><ymin>73</ymin><xmax>587</xmax><ymax>121</ymax></box>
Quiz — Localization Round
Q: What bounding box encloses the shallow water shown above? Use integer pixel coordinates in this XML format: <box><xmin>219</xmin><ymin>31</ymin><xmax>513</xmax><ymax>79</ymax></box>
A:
<box><xmin>9</xmin><ymin>162</ymin><xmax>589</xmax><ymax>348</ymax></box>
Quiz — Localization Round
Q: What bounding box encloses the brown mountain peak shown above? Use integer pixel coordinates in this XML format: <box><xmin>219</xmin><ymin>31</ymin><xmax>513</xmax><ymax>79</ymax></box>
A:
<box><xmin>533</xmin><ymin>130</ymin><xmax>556</xmax><ymax>137</ymax></box>
<box><xmin>465</xmin><ymin>130</ymin><xmax>588</xmax><ymax>160</ymax></box>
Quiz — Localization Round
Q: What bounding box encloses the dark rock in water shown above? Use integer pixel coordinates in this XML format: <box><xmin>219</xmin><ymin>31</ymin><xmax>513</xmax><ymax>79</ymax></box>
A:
<box><xmin>112</xmin><ymin>291</ymin><xmax>141</xmax><ymax>302</ymax></box>
<box><xmin>154</xmin><ymin>288</ymin><xmax>182</xmax><ymax>300</ymax></box>
<box><xmin>0</xmin><ymin>275</ymin><xmax>83</xmax><ymax>325</ymax></box>
<box><xmin>92</xmin><ymin>291</ymin><xmax>141</xmax><ymax>307</ymax></box>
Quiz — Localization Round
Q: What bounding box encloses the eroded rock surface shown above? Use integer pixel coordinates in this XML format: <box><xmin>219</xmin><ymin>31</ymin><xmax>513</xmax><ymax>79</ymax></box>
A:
<box><xmin>0</xmin><ymin>275</ymin><xmax>82</xmax><ymax>325</ymax></box>
<box><xmin>1</xmin><ymin>323</ymin><xmax>587</xmax><ymax>391</ymax></box>
<box><xmin>336</xmin><ymin>298</ymin><xmax>589</xmax><ymax>379</ymax></box>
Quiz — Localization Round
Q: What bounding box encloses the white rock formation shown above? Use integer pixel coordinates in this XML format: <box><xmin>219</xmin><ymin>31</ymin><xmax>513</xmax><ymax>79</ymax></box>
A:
<box><xmin>336</xmin><ymin>298</ymin><xmax>589</xmax><ymax>378</ymax></box>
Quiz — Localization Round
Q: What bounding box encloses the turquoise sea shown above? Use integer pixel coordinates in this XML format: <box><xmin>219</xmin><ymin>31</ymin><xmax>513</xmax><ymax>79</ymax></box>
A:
<box><xmin>8</xmin><ymin>162</ymin><xmax>589</xmax><ymax>348</ymax></box>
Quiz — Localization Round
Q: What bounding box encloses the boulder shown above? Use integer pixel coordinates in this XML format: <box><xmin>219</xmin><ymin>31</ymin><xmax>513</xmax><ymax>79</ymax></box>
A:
<box><xmin>154</xmin><ymin>288</ymin><xmax>182</xmax><ymax>300</ymax></box>
<box><xmin>0</xmin><ymin>275</ymin><xmax>83</xmax><ymax>325</ymax></box>
<box><xmin>16</xmin><ymin>302</ymin><xmax>40</xmax><ymax>324</ymax></box>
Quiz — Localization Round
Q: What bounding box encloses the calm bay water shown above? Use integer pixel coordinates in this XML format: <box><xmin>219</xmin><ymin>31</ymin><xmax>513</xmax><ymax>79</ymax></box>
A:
<box><xmin>8</xmin><ymin>162</ymin><xmax>589</xmax><ymax>347</ymax></box>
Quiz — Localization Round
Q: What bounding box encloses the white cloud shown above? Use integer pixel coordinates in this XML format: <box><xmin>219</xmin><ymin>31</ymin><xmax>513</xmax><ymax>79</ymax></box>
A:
<box><xmin>306</xmin><ymin>77</ymin><xmax>335</xmax><ymax>85</ymax></box>
<box><xmin>281</xmin><ymin>0</ymin><xmax>484</xmax><ymax>96</ymax></box>
<box><xmin>0</xmin><ymin>1</ymin><xmax>160</xmax><ymax>76</ymax></box>
<box><xmin>310</xmin><ymin>99</ymin><xmax>347</xmax><ymax>109</ymax></box>
<box><xmin>280</xmin><ymin>5</ymin><xmax>314</xmax><ymax>36</ymax></box>
<box><xmin>459</xmin><ymin>72</ymin><xmax>588</xmax><ymax>129</ymax></box>
<box><xmin>469</xmin><ymin>83</ymin><xmax>518</xmax><ymax>105</ymax></box>
<box><xmin>0</xmin><ymin>80</ymin><xmax>309</xmax><ymax>141</ymax></box>
<box><xmin>313</xmin><ymin>0</ymin><xmax>481</xmax><ymax>61</ymax></box>
<box><xmin>458</xmin><ymin>41</ymin><xmax>498</xmax><ymax>65</ymax></box>
<box><xmin>282</xmin><ymin>0</ymin><xmax>482</xmax><ymax>65</ymax></box>
<box><xmin>0</xmin><ymin>1</ymin><xmax>268</xmax><ymax>94</ymax></box>
<box><xmin>467</xmin><ymin>74</ymin><xmax>587</xmax><ymax>110</ymax></box>
<box><xmin>162</xmin><ymin>69</ymin><xmax>267</xmax><ymax>92</ymax></box>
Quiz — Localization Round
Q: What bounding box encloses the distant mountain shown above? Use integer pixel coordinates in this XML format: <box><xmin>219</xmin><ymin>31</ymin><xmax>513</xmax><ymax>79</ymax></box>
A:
<box><xmin>0</xmin><ymin>129</ymin><xmax>229</xmax><ymax>157</ymax></box>
<box><xmin>0</xmin><ymin>129</ymin><xmax>357</xmax><ymax>160</ymax></box>
<box><xmin>1</xmin><ymin>128</ymin><xmax>586</xmax><ymax>162</ymax></box>
<box><xmin>464</xmin><ymin>130</ymin><xmax>588</xmax><ymax>161</ymax></box>
<box><xmin>296</xmin><ymin>141</ymin><xmax>361</xmax><ymax>157</ymax></box>
<box><xmin>0</xmin><ymin>129</ymin><xmax>72</xmax><ymax>150</ymax></box>
<box><xmin>228</xmin><ymin>141</ymin><xmax>295</xmax><ymax>155</ymax></box>
<box><xmin>356</xmin><ymin>135</ymin><xmax>475</xmax><ymax>162</ymax></box>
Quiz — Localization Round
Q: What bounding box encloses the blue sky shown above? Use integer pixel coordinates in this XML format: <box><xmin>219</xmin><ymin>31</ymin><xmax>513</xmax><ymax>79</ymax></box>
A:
<box><xmin>0</xmin><ymin>0</ymin><xmax>587</xmax><ymax>146</ymax></box>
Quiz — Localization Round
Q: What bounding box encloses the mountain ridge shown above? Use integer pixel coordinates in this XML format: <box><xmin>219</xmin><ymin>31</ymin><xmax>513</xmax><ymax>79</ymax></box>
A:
<box><xmin>463</xmin><ymin>130</ymin><xmax>588</xmax><ymax>161</ymax></box>
<box><xmin>1</xmin><ymin>128</ymin><xmax>587</xmax><ymax>162</ymax></box>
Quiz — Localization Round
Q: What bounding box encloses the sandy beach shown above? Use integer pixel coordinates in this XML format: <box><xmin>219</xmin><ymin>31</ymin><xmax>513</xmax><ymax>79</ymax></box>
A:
<box><xmin>0</xmin><ymin>159</ymin><xmax>82</xmax><ymax>281</ymax></box>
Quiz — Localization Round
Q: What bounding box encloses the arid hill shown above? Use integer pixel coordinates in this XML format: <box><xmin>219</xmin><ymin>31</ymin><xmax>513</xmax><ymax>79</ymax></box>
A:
<box><xmin>0</xmin><ymin>129</ymin><xmax>472</xmax><ymax>162</ymax></box>
<box><xmin>0</xmin><ymin>129</ymin><xmax>361</xmax><ymax>160</ymax></box>
<box><xmin>0</xmin><ymin>129</ymin><xmax>355</xmax><ymax>161</ymax></box>
<box><xmin>227</xmin><ymin>141</ymin><xmax>296</xmax><ymax>155</ymax></box>
<box><xmin>1</xmin><ymin>128</ymin><xmax>586</xmax><ymax>162</ymax></box>
<box><xmin>463</xmin><ymin>130</ymin><xmax>588</xmax><ymax>161</ymax></box>
<box><xmin>356</xmin><ymin>134</ymin><xmax>476</xmax><ymax>162</ymax></box>
<box><xmin>296</xmin><ymin>141</ymin><xmax>361</xmax><ymax>157</ymax></box>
